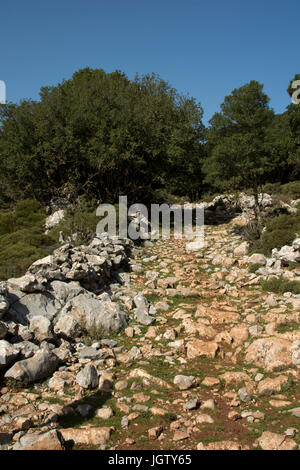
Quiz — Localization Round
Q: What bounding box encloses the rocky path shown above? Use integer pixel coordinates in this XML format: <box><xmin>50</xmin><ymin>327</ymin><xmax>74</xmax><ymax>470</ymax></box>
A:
<box><xmin>1</xmin><ymin>223</ymin><xmax>300</xmax><ymax>450</ymax></box>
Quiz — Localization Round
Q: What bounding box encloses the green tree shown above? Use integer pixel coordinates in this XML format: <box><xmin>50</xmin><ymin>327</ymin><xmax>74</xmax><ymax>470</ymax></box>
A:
<box><xmin>0</xmin><ymin>68</ymin><xmax>204</xmax><ymax>205</ymax></box>
<box><xmin>203</xmin><ymin>80</ymin><xmax>275</xmax><ymax>218</ymax></box>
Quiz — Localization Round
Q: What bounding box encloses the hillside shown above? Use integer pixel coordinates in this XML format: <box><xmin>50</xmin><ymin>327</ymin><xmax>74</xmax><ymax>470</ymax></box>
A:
<box><xmin>0</xmin><ymin>204</ymin><xmax>300</xmax><ymax>450</ymax></box>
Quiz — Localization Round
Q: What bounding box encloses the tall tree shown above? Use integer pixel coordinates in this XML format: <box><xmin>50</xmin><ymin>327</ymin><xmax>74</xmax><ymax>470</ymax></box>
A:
<box><xmin>203</xmin><ymin>80</ymin><xmax>275</xmax><ymax>218</ymax></box>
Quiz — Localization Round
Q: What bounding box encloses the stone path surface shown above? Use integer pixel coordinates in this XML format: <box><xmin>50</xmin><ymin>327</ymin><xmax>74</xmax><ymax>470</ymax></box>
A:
<box><xmin>1</xmin><ymin>223</ymin><xmax>300</xmax><ymax>450</ymax></box>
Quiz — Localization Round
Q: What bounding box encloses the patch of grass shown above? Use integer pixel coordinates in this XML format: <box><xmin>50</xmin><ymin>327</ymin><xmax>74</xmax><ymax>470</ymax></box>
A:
<box><xmin>143</xmin><ymin>357</ymin><xmax>176</xmax><ymax>383</ymax></box>
<box><xmin>81</xmin><ymin>325</ymin><xmax>111</xmax><ymax>346</ymax></box>
<box><xmin>261</xmin><ymin>276</ymin><xmax>300</xmax><ymax>295</ymax></box>
<box><xmin>248</xmin><ymin>263</ymin><xmax>262</xmax><ymax>274</ymax></box>
<box><xmin>145</xmin><ymin>293</ymin><xmax>161</xmax><ymax>304</ymax></box>
<box><xmin>276</xmin><ymin>321</ymin><xmax>300</xmax><ymax>333</ymax></box>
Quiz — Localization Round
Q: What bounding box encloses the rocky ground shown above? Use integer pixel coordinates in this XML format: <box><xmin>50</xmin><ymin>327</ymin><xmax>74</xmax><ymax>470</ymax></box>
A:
<box><xmin>0</xmin><ymin>218</ymin><xmax>300</xmax><ymax>451</ymax></box>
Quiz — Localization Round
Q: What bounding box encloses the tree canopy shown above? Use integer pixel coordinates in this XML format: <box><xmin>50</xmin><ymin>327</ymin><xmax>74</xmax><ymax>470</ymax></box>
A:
<box><xmin>203</xmin><ymin>81</ymin><xmax>277</xmax><ymax>197</ymax></box>
<box><xmin>0</xmin><ymin>68</ymin><xmax>205</xmax><ymax>205</ymax></box>
<box><xmin>0</xmin><ymin>69</ymin><xmax>300</xmax><ymax>210</ymax></box>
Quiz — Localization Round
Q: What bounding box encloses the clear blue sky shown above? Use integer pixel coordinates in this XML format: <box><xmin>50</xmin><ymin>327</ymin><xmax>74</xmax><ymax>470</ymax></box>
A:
<box><xmin>0</xmin><ymin>0</ymin><xmax>299</xmax><ymax>124</ymax></box>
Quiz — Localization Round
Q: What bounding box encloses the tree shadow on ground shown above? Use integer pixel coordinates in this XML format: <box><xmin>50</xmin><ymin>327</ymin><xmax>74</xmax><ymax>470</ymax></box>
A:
<box><xmin>57</xmin><ymin>389</ymin><xmax>113</xmax><ymax>449</ymax></box>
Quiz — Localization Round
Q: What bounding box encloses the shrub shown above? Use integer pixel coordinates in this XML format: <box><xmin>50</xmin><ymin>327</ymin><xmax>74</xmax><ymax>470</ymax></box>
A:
<box><xmin>260</xmin><ymin>213</ymin><xmax>300</xmax><ymax>255</ymax></box>
<box><xmin>81</xmin><ymin>324</ymin><xmax>109</xmax><ymax>346</ymax></box>
<box><xmin>242</xmin><ymin>219</ymin><xmax>264</xmax><ymax>243</ymax></box>
<box><xmin>0</xmin><ymin>200</ymin><xmax>57</xmax><ymax>280</ymax></box>
<box><xmin>248</xmin><ymin>263</ymin><xmax>262</xmax><ymax>273</ymax></box>
<box><xmin>49</xmin><ymin>197</ymin><xmax>119</xmax><ymax>246</ymax></box>
<box><xmin>261</xmin><ymin>276</ymin><xmax>300</xmax><ymax>295</ymax></box>
<box><xmin>281</xmin><ymin>180</ymin><xmax>300</xmax><ymax>199</ymax></box>
<box><xmin>261</xmin><ymin>182</ymin><xmax>282</xmax><ymax>195</ymax></box>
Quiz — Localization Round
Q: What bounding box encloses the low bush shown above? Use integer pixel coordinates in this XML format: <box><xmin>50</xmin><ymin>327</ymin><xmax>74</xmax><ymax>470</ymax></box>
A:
<box><xmin>281</xmin><ymin>180</ymin><xmax>300</xmax><ymax>199</ymax></box>
<box><xmin>261</xmin><ymin>182</ymin><xmax>282</xmax><ymax>195</ymax></box>
<box><xmin>0</xmin><ymin>196</ymin><xmax>122</xmax><ymax>281</ymax></box>
<box><xmin>260</xmin><ymin>213</ymin><xmax>300</xmax><ymax>255</ymax></box>
<box><xmin>49</xmin><ymin>197</ymin><xmax>119</xmax><ymax>245</ymax></box>
<box><xmin>241</xmin><ymin>212</ymin><xmax>300</xmax><ymax>256</ymax></box>
<box><xmin>248</xmin><ymin>263</ymin><xmax>262</xmax><ymax>273</ymax></box>
<box><xmin>0</xmin><ymin>200</ymin><xmax>57</xmax><ymax>280</ymax></box>
<box><xmin>261</xmin><ymin>276</ymin><xmax>300</xmax><ymax>295</ymax></box>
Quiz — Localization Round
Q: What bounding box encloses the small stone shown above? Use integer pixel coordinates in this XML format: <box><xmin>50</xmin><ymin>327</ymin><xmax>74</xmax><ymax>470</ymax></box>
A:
<box><xmin>150</xmin><ymin>407</ymin><xmax>168</xmax><ymax>416</ymax></box>
<box><xmin>285</xmin><ymin>428</ymin><xmax>297</xmax><ymax>437</ymax></box>
<box><xmin>96</xmin><ymin>407</ymin><xmax>114</xmax><ymax>419</ymax></box>
<box><xmin>202</xmin><ymin>377</ymin><xmax>220</xmax><ymax>387</ymax></box>
<box><xmin>288</xmin><ymin>407</ymin><xmax>300</xmax><ymax>418</ymax></box>
<box><xmin>196</xmin><ymin>413</ymin><xmax>214</xmax><ymax>424</ymax></box>
<box><xmin>265</xmin><ymin>295</ymin><xmax>277</xmax><ymax>307</ymax></box>
<box><xmin>174</xmin><ymin>375</ymin><xmax>196</xmax><ymax>391</ymax></box>
<box><xmin>173</xmin><ymin>430</ymin><xmax>189</xmax><ymax>441</ymax></box>
<box><xmin>115</xmin><ymin>380</ymin><xmax>128</xmax><ymax>391</ymax></box>
<box><xmin>228</xmin><ymin>411</ymin><xmax>240</xmax><ymax>420</ymax></box>
<box><xmin>201</xmin><ymin>399</ymin><xmax>215</xmax><ymax>411</ymax></box>
<box><xmin>254</xmin><ymin>373</ymin><xmax>264</xmax><ymax>382</ymax></box>
<box><xmin>125</xmin><ymin>438</ymin><xmax>136</xmax><ymax>445</ymax></box>
<box><xmin>148</xmin><ymin>426</ymin><xmax>163</xmax><ymax>440</ymax></box>
<box><xmin>121</xmin><ymin>416</ymin><xmax>129</xmax><ymax>428</ymax></box>
<box><xmin>238</xmin><ymin>388</ymin><xmax>251</xmax><ymax>402</ymax></box>
<box><xmin>183</xmin><ymin>398</ymin><xmax>199</xmax><ymax>410</ymax></box>
<box><xmin>76</xmin><ymin>364</ymin><xmax>99</xmax><ymax>389</ymax></box>
<box><xmin>128</xmin><ymin>412</ymin><xmax>140</xmax><ymax>421</ymax></box>
<box><xmin>125</xmin><ymin>327</ymin><xmax>134</xmax><ymax>338</ymax></box>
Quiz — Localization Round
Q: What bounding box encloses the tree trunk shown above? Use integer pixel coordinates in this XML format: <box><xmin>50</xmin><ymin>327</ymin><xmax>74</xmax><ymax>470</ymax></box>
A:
<box><xmin>253</xmin><ymin>186</ymin><xmax>261</xmax><ymax>223</ymax></box>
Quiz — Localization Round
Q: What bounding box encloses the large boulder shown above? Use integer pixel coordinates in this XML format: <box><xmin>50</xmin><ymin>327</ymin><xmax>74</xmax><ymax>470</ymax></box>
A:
<box><xmin>247</xmin><ymin>253</ymin><xmax>267</xmax><ymax>265</ymax></box>
<box><xmin>13</xmin><ymin>341</ymin><xmax>39</xmax><ymax>359</ymax></box>
<box><xmin>49</xmin><ymin>280</ymin><xmax>85</xmax><ymax>305</ymax></box>
<box><xmin>7</xmin><ymin>274</ymin><xmax>43</xmax><ymax>293</ymax></box>
<box><xmin>29</xmin><ymin>315</ymin><xmax>54</xmax><ymax>342</ymax></box>
<box><xmin>53</xmin><ymin>313</ymin><xmax>82</xmax><ymax>339</ymax></box>
<box><xmin>45</xmin><ymin>209</ymin><xmax>65</xmax><ymax>232</ymax></box>
<box><xmin>59</xmin><ymin>427</ymin><xmax>113</xmax><ymax>446</ymax></box>
<box><xmin>272</xmin><ymin>238</ymin><xmax>300</xmax><ymax>264</ymax></box>
<box><xmin>76</xmin><ymin>364</ymin><xmax>99</xmax><ymax>389</ymax></box>
<box><xmin>133</xmin><ymin>294</ymin><xmax>155</xmax><ymax>326</ymax></box>
<box><xmin>245</xmin><ymin>337</ymin><xmax>293</xmax><ymax>371</ymax></box>
<box><xmin>0</xmin><ymin>340</ymin><xmax>19</xmax><ymax>369</ymax></box>
<box><xmin>257</xmin><ymin>431</ymin><xmax>297</xmax><ymax>450</ymax></box>
<box><xmin>7</xmin><ymin>291</ymin><xmax>61</xmax><ymax>325</ymax></box>
<box><xmin>12</xmin><ymin>429</ymin><xmax>64</xmax><ymax>450</ymax></box>
<box><xmin>59</xmin><ymin>293</ymin><xmax>129</xmax><ymax>333</ymax></box>
<box><xmin>4</xmin><ymin>349</ymin><xmax>60</xmax><ymax>383</ymax></box>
